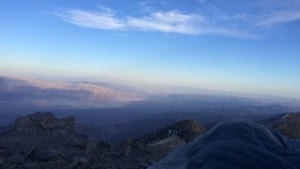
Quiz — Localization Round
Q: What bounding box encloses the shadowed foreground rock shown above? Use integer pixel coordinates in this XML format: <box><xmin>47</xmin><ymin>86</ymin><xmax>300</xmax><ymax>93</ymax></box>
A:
<box><xmin>149</xmin><ymin>121</ymin><xmax>300</xmax><ymax>169</ymax></box>
<box><xmin>96</xmin><ymin>119</ymin><xmax>207</xmax><ymax>169</ymax></box>
<box><xmin>0</xmin><ymin>112</ymin><xmax>207</xmax><ymax>169</ymax></box>
<box><xmin>0</xmin><ymin>112</ymin><xmax>97</xmax><ymax>169</ymax></box>
<box><xmin>135</xmin><ymin>120</ymin><xmax>206</xmax><ymax>144</ymax></box>
<box><xmin>2</xmin><ymin>112</ymin><xmax>300</xmax><ymax>169</ymax></box>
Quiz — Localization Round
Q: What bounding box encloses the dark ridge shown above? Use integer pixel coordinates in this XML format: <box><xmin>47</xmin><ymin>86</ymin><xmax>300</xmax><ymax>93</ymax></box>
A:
<box><xmin>135</xmin><ymin>120</ymin><xmax>206</xmax><ymax>144</ymax></box>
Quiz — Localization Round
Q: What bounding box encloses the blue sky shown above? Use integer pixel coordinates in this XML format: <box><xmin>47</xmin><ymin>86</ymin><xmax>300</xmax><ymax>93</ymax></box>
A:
<box><xmin>0</xmin><ymin>0</ymin><xmax>300</xmax><ymax>98</ymax></box>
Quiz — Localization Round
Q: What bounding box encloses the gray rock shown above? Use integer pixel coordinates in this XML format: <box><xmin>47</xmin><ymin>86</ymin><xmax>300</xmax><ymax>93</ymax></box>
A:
<box><xmin>85</xmin><ymin>141</ymin><xmax>97</xmax><ymax>154</ymax></box>
<box><xmin>23</xmin><ymin>161</ymin><xmax>40</xmax><ymax>169</ymax></box>
<box><xmin>6</xmin><ymin>164</ymin><xmax>20</xmax><ymax>169</ymax></box>
<box><xmin>70</xmin><ymin>156</ymin><xmax>89</xmax><ymax>169</ymax></box>
<box><xmin>14</xmin><ymin>112</ymin><xmax>75</xmax><ymax>134</ymax></box>
<box><xmin>42</xmin><ymin>160</ymin><xmax>67</xmax><ymax>169</ymax></box>
<box><xmin>0</xmin><ymin>155</ymin><xmax>4</xmax><ymax>164</ymax></box>
<box><xmin>0</xmin><ymin>112</ymin><xmax>95</xmax><ymax>168</ymax></box>
<box><xmin>8</xmin><ymin>154</ymin><xmax>25</xmax><ymax>164</ymax></box>
<box><xmin>65</xmin><ymin>137</ymin><xmax>87</xmax><ymax>149</ymax></box>
<box><xmin>33</xmin><ymin>148</ymin><xmax>63</xmax><ymax>161</ymax></box>
<box><xmin>24</xmin><ymin>145</ymin><xmax>36</xmax><ymax>158</ymax></box>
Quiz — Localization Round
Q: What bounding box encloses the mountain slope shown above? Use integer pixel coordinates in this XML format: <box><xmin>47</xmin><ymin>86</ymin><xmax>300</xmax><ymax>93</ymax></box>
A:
<box><xmin>135</xmin><ymin>120</ymin><xmax>206</xmax><ymax>144</ymax></box>
<box><xmin>95</xmin><ymin>120</ymin><xmax>207</xmax><ymax>169</ymax></box>
<box><xmin>0</xmin><ymin>112</ymin><xmax>207</xmax><ymax>169</ymax></box>
<box><xmin>261</xmin><ymin>112</ymin><xmax>300</xmax><ymax>138</ymax></box>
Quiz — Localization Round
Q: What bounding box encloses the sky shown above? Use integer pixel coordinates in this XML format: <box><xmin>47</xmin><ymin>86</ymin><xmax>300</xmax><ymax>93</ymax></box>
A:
<box><xmin>0</xmin><ymin>0</ymin><xmax>300</xmax><ymax>99</ymax></box>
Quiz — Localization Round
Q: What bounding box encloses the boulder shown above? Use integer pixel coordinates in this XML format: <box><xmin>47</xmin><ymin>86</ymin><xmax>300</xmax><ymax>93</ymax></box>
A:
<box><xmin>70</xmin><ymin>156</ymin><xmax>89</xmax><ymax>169</ymax></box>
<box><xmin>8</xmin><ymin>154</ymin><xmax>25</xmax><ymax>164</ymax></box>
<box><xmin>32</xmin><ymin>147</ymin><xmax>63</xmax><ymax>161</ymax></box>
<box><xmin>0</xmin><ymin>155</ymin><xmax>4</xmax><ymax>164</ymax></box>
<box><xmin>14</xmin><ymin>112</ymin><xmax>75</xmax><ymax>134</ymax></box>
<box><xmin>0</xmin><ymin>112</ymin><xmax>95</xmax><ymax>169</ymax></box>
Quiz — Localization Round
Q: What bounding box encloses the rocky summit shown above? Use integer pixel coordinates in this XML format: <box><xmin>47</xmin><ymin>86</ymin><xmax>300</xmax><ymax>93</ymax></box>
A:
<box><xmin>0</xmin><ymin>112</ymin><xmax>97</xmax><ymax>169</ymax></box>
<box><xmin>1</xmin><ymin>112</ymin><xmax>300</xmax><ymax>169</ymax></box>
<box><xmin>0</xmin><ymin>112</ymin><xmax>207</xmax><ymax>169</ymax></box>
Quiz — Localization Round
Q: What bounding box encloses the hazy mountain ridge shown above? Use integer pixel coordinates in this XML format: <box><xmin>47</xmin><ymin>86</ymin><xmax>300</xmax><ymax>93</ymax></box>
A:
<box><xmin>52</xmin><ymin>94</ymin><xmax>298</xmax><ymax>142</ymax></box>
<box><xmin>1</xmin><ymin>75</ymin><xmax>299</xmax><ymax>114</ymax></box>
<box><xmin>1</xmin><ymin>75</ymin><xmax>300</xmax><ymax>143</ymax></box>
<box><xmin>0</xmin><ymin>76</ymin><xmax>144</xmax><ymax>110</ymax></box>
<box><xmin>1</xmin><ymin>94</ymin><xmax>298</xmax><ymax>142</ymax></box>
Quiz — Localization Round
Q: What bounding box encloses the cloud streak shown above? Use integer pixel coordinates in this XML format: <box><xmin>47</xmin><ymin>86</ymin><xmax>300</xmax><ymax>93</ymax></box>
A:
<box><xmin>126</xmin><ymin>11</ymin><xmax>202</xmax><ymax>35</ymax></box>
<box><xmin>55</xmin><ymin>8</ymin><xmax>124</xmax><ymax>30</ymax></box>
<box><xmin>53</xmin><ymin>0</ymin><xmax>300</xmax><ymax>39</ymax></box>
<box><xmin>54</xmin><ymin>7</ymin><xmax>257</xmax><ymax>38</ymax></box>
<box><xmin>257</xmin><ymin>10</ymin><xmax>300</xmax><ymax>26</ymax></box>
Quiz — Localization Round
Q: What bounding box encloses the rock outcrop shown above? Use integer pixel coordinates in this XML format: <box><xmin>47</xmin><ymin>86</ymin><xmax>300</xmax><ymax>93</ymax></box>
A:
<box><xmin>0</xmin><ymin>112</ymin><xmax>207</xmax><ymax>169</ymax></box>
<box><xmin>0</xmin><ymin>112</ymin><xmax>97</xmax><ymax>169</ymax></box>
<box><xmin>135</xmin><ymin>120</ymin><xmax>206</xmax><ymax>145</ymax></box>
<box><xmin>95</xmin><ymin>120</ymin><xmax>207</xmax><ymax>169</ymax></box>
<box><xmin>7</xmin><ymin>112</ymin><xmax>300</xmax><ymax>169</ymax></box>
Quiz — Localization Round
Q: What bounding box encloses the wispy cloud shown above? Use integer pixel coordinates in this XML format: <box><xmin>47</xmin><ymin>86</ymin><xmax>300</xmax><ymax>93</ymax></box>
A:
<box><xmin>53</xmin><ymin>6</ymin><xmax>257</xmax><ymax>39</ymax></box>
<box><xmin>53</xmin><ymin>0</ymin><xmax>300</xmax><ymax>39</ymax></box>
<box><xmin>54</xmin><ymin>8</ymin><xmax>125</xmax><ymax>30</ymax></box>
<box><xmin>196</xmin><ymin>0</ymin><xmax>300</xmax><ymax>33</ymax></box>
<box><xmin>256</xmin><ymin>10</ymin><xmax>300</xmax><ymax>26</ymax></box>
<box><xmin>126</xmin><ymin>11</ymin><xmax>203</xmax><ymax>35</ymax></box>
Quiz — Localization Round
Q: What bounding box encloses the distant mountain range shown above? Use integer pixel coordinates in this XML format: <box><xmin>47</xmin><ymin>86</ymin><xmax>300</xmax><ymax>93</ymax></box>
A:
<box><xmin>0</xmin><ymin>76</ymin><xmax>144</xmax><ymax>111</ymax></box>
<box><xmin>1</xmin><ymin>75</ymin><xmax>299</xmax><ymax>115</ymax></box>
<box><xmin>1</xmin><ymin>75</ymin><xmax>300</xmax><ymax>143</ymax></box>
<box><xmin>1</xmin><ymin>86</ymin><xmax>300</xmax><ymax>142</ymax></box>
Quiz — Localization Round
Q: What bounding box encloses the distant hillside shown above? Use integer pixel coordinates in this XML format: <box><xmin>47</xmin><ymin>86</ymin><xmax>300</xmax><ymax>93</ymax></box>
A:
<box><xmin>261</xmin><ymin>112</ymin><xmax>300</xmax><ymax>138</ymax></box>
